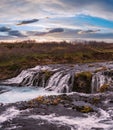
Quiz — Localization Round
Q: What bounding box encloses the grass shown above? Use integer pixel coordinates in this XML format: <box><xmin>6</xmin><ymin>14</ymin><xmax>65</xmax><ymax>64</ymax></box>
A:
<box><xmin>0</xmin><ymin>40</ymin><xmax>113</xmax><ymax>80</ymax></box>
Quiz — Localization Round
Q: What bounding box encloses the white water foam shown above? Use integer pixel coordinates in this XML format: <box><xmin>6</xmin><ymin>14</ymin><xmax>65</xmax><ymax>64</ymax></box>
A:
<box><xmin>2</xmin><ymin>65</ymin><xmax>57</xmax><ymax>85</ymax></box>
<box><xmin>0</xmin><ymin>86</ymin><xmax>58</xmax><ymax>103</ymax></box>
<box><xmin>0</xmin><ymin>107</ymin><xmax>19</xmax><ymax>125</ymax></box>
<box><xmin>28</xmin><ymin>109</ymin><xmax>113</xmax><ymax>130</ymax></box>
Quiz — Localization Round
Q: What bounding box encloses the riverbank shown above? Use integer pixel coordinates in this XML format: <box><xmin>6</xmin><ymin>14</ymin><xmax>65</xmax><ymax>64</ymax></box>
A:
<box><xmin>0</xmin><ymin>40</ymin><xmax>113</xmax><ymax>80</ymax></box>
<box><xmin>1</xmin><ymin>61</ymin><xmax>113</xmax><ymax>129</ymax></box>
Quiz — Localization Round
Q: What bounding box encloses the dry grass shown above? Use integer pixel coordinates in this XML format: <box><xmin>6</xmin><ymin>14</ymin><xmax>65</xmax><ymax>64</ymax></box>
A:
<box><xmin>0</xmin><ymin>40</ymin><xmax>113</xmax><ymax>80</ymax></box>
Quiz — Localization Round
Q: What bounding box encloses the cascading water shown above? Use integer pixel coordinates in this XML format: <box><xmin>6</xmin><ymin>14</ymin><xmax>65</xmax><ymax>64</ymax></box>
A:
<box><xmin>1</xmin><ymin>65</ymin><xmax>75</xmax><ymax>93</ymax></box>
<box><xmin>91</xmin><ymin>71</ymin><xmax>113</xmax><ymax>93</ymax></box>
<box><xmin>1</xmin><ymin>62</ymin><xmax>113</xmax><ymax>130</ymax></box>
<box><xmin>91</xmin><ymin>72</ymin><xmax>107</xmax><ymax>93</ymax></box>
<box><xmin>1</xmin><ymin>62</ymin><xmax>113</xmax><ymax>94</ymax></box>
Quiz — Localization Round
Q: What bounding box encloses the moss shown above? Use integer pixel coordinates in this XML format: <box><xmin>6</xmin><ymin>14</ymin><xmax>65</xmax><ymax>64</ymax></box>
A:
<box><xmin>36</xmin><ymin>96</ymin><xmax>44</xmax><ymax>102</ymax></box>
<box><xmin>76</xmin><ymin>105</ymin><xmax>94</xmax><ymax>113</ymax></box>
<box><xmin>92</xmin><ymin>97</ymin><xmax>100</xmax><ymax>104</ymax></box>
<box><xmin>43</xmin><ymin>99</ymin><xmax>51</xmax><ymax>104</ymax></box>
<box><xmin>76</xmin><ymin>72</ymin><xmax>92</xmax><ymax>78</ymax></box>
<box><xmin>35</xmin><ymin>96</ymin><xmax>62</xmax><ymax>105</ymax></box>
<box><xmin>98</xmin><ymin>84</ymin><xmax>109</xmax><ymax>92</ymax></box>
<box><xmin>73</xmin><ymin>72</ymin><xmax>92</xmax><ymax>93</ymax></box>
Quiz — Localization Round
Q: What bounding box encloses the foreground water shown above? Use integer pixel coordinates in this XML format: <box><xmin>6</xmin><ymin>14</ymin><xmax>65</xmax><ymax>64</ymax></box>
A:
<box><xmin>0</xmin><ymin>85</ymin><xmax>57</xmax><ymax>103</ymax></box>
<box><xmin>1</xmin><ymin>91</ymin><xmax>113</xmax><ymax>130</ymax></box>
<box><xmin>1</xmin><ymin>62</ymin><xmax>113</xmax><ymax>130</ymax></box>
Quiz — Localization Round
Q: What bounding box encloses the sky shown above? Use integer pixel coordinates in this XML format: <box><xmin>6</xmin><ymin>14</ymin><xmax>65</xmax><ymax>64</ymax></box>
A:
<box><xmin>0</xmin><ymin>0</ymin><xmax>113</xmax><ymax>42</ymax></box>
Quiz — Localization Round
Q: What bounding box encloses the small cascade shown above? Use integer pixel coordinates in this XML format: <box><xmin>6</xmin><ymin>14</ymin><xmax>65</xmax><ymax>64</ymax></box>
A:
<box><xmin>46</xmin><ymin>72</ymin><xmax>71</xmax><ymax>93</ymax></box>
<box><xmin>91</xmin><ymin>72</ymin><xmax>107</xmax><ymax>93</ymax></box>
<box><xmin>91</xmin><ymin>71</ymin><xmax>112</xmax><ymax>93</ymax></box>
<box><xmin>1</xmin><ymin>65</ymin><xmax>75</xmax><ymax>93</ymax></box>
<box><xmin>2</xmin><ymin>63</ymin><xmax>113</xmax><ymax>94</ymax></box>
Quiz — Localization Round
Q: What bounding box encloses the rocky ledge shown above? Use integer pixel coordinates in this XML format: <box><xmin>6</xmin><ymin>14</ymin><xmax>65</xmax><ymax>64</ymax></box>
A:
<box><xmin>1</xmin><ymin>92</ymin><xmax>113</xmax><ymax>130</ymax></box>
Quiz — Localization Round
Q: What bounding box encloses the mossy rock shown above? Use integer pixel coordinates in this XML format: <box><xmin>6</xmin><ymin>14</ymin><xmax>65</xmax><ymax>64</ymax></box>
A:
<box><xmin>73</xmin><ymin>71</ymin><xmax>92</xmax><ymax>93</ymax></box>
<box><xmin>34</xmin><ymin>96</ymin><xmax>62</xmax><ymax>105</ymax></box>
<box><xmin>76</xmin><ymin>105</ymin><xmax>94</xmax><ymax>113</ymax></box>
<box><xmin>98</xmin><ymin>84</ymin><xmax>109</xmax><ymax>92</ymax></box>
<box><xmin>92</xmin><ymin>97</ymin><xmax>100</xmax><ymax>104</ymax></box>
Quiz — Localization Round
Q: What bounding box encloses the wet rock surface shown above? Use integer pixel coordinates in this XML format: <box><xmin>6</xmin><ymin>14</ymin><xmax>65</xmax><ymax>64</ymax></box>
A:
<box><xmin>1</xmin><ymin>92</ymin><xmax>113</xmax><ymax>130</ymax></box>
<box><xmin>1</xmin><ymin>62</ymin><xmax>113</xmax><ymax>129</ymax></box>
<box><xmin>2</xmin><ymin>62</ymin><xmax>113</xmax><ymax>94</ymax></box>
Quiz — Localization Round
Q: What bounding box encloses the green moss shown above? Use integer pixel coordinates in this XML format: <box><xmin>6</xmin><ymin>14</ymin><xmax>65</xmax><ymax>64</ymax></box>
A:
<box><xmin>76</xmin><ymin>105</ymin><xmax>94</xmax><ymax>113</ymax></box>
<box><xmin>92</xmin><ymin>97</ymin><xmax>100</xmax><ymax>104</ymax></box>
<box><xmin>34</xmin><ymin>96</ymin><xmax>62</xmax><ymax>105</ymax></box>
<box><xmin>76</xmin><ymin>72</ymin><xmax>92</xmax><ymax>79</ymax></box>
<box><xmin>73</xmin><ymin>72</ymin><xmax>92</xmax><ymax>93</ymax></box>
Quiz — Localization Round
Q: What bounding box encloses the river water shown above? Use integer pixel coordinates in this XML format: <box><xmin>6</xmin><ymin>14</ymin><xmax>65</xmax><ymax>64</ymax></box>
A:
<box><xmin>0</xmin><ymin>85</ymin><xmax>57</xmax><ymax>103</ymax></box>
<box><xmin>1</xmin><ymin>62</ymin><xmax>113</xmax><ymax>130</ymax></box>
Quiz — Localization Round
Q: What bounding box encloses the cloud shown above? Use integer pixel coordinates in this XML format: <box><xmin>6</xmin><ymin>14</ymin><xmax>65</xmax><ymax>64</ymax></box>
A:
<box><xmin>0</xmin><ymin>26</ymin><xmax>11</xmax><ymax>32</ymax></box>
<box><xmin>17</xmin><ymin>19</ymin><xmax>39</xmax><ymax>25</ymax></box>
<box><xmin>57</xmin><ymin>0</ymin><xmax>113</xmax><ymax>20</ymax></box>
<box><xmin>49</xmin><ymin>28</ymin><xmax>64</xmax><ymax>33</ymax></box>
<box><xmin>78</xmin><ymin>29</ymin><xmax>100</xmax><ymax>34</ymax></box>
<box><xmin>8</xmin><ymin>30</ymin><xmax>26</xmax><ymax>37</ymax></box>
<box><xmin>26</xmin><ymin>28</ymin><xmax>64</xmax><ymax>36</ymax></box>
<box><xmin>0</xmin><ymin>0</ymin><xmax>113</xmax><ymax>21</ymax></box>
<box><xmin>0</xmin><ymin>0</ymin><xmax>113</xmax><ymax>42</ymax></box>
<box><xmin>26</xmin><ymin>31</ymin><xmax>47</xmax><ymax>36</ymax></box>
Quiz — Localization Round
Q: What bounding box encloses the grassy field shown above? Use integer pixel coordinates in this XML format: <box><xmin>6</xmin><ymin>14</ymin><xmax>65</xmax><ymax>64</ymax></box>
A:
<box><xmin>0</xmin><ymin>40</ymin><xmax>113</xmax><ymax>80</ymax></box>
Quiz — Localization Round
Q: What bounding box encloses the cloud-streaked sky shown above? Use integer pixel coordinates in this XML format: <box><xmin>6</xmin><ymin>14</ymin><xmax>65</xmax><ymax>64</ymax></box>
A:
<box><xmin>0</xmin><ymin>0</ymin><xmax>113</xmax><ymax>42</ymax></box>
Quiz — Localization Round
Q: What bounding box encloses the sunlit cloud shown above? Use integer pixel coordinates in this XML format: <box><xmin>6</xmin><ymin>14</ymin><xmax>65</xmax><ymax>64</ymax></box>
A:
<box><xmin>0</xmin><ymin>0</ymin><xmax>113</xmax><ymax>41</ymax></box>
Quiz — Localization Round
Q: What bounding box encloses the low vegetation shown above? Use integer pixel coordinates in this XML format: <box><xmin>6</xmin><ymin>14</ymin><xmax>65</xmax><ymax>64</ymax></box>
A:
<box><xmin>73</xmin><ymin>71</ymin><xmax>92</xmax><ymax>93</ymax></box>
<box><xmin>76</xmin><ymin>105</ymin><xmax>94</xmax><ymax>113</ymax></box>
<box><xmin>32</xmin><ymin>96</ymin><xmax>62</xmax><ymax>105</ymax></box>
<box><xmin>1</xmin><ymin>40</ymin><xmax>113</xmax><ymax>80</ymax></box>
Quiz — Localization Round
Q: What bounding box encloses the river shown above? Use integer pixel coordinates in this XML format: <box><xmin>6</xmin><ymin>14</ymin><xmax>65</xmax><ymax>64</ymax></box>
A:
<box><xmin>1</xmin><ymin>62</ymin><xmax>113</xmax><ymax>130</ymax></box>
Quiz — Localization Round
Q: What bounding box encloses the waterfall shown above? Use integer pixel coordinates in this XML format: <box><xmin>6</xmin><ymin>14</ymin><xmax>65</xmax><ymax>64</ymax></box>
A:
<box><xmin>91</xmin><ymin>71</ymin><xmax>112</xmax><ymax>93</ymax></box>
<box><xmin>91</xmin><ymin>73</ymin><xmax>106</xmax><ymax>93</ymax></box>
<box><xmin>1</xmin><ymin>65</ymin><xmax>74</xmax><ymax>93</ymax></box>
<box><xmin>46</xmin><ymin>72</ymin><xmax>71</xmax><ymax>93</ymax></box>
<box><xmin>2</xmin><ymin>63</ymin><xmax>113</xmax><ymax>94</ymax></box>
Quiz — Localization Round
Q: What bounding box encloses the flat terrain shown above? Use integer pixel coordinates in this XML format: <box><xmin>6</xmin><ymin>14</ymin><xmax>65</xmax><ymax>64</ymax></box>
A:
<box><xmin>0</xmin><ymin>40</ymin><xmax>113</xmax><ymax>80</ymax></box>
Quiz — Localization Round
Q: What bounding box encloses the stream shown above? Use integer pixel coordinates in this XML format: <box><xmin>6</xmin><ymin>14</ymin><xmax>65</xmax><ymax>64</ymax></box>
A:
<box><xmin>1</xmin><ymin>62</ymin><xmax>113</xmax><ymax>130</ymax></box>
